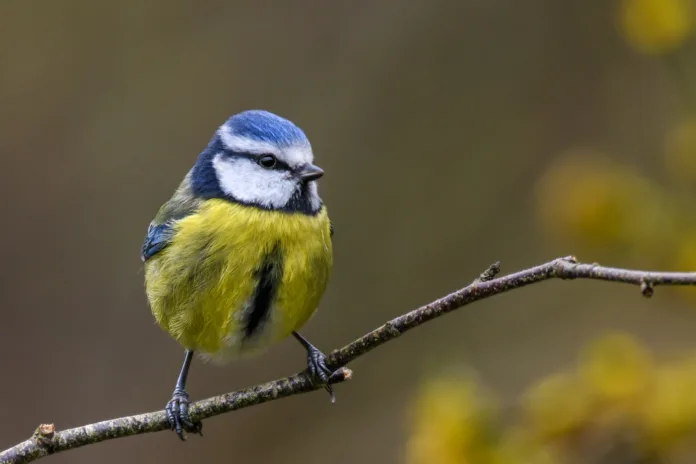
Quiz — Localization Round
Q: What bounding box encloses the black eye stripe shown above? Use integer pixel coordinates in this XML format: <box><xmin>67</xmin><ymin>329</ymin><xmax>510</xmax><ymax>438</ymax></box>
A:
<box><xmin>271</xmin><ymin>158</ymin><xmax>290</xmax><ymax>170</ymax></box>
<box><xmin>222</xmin><ymin>150</ymin><xmax>291</xmax><ymax>170</ymax></box>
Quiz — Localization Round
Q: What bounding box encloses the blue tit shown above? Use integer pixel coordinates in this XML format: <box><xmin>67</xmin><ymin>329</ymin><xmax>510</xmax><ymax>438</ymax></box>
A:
<box><xmin>141</xmin><ymin>110</ymin><xmax>335</xmax><ymax>440</ymax></box>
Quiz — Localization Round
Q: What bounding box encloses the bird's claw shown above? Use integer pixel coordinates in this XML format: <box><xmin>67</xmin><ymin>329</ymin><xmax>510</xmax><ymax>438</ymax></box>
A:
<box><xmin>306</xmin><ymin>345</ymin><xmax>337</xmax><ymax>403</ymax></box>
<box><xmin>165</xmin><ymin>389</ymin><xmax>203</xmax><ymax>440</ymax></box>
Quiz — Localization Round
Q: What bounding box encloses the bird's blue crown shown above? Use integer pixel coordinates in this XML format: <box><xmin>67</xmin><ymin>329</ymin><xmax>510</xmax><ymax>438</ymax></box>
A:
<box><xmin>223</xmin><ymin>110</ymin><xmax>309</xmax><ymax>147</ymax></box>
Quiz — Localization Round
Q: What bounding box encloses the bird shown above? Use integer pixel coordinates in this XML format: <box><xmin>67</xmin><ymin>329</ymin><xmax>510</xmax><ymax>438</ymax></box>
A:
<box><xmin>141</xmin><ymin>110</ymin><xmax>336</xmax><ymax>440</ymax></box>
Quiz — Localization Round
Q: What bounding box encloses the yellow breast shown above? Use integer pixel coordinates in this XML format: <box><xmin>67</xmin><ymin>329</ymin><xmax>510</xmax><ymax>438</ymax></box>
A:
<box><xmin>144</xmin><ymin>199</ymin><xmax>333</xmax><ymax>359</ymax></box>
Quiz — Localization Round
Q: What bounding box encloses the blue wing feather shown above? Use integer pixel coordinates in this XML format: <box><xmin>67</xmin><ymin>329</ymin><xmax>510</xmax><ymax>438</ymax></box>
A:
<box><xmin>142</xmin><ymin>174</ymin><xmax>202</xmax><ymax>262</ymax></box>
<box><xmin>141</xmin><ymin>222</ymin><xmax>174</xmax><ymax>262</ymax></box>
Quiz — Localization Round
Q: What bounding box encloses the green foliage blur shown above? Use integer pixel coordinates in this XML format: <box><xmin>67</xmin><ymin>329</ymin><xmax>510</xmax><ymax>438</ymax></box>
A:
<box><xmin>406</xmin><ymin>1</ymin><xmax>696</xmax><ymax>462</ymax></box>
<box><xmin>406</xmin><ymin>333</ymin><xmax>696</xmax><ymax>463</ymax></box>
<box><xmin>536</xmin><ymin>0</ymin><xmax>696</xmax><ymax>275</ymax></box>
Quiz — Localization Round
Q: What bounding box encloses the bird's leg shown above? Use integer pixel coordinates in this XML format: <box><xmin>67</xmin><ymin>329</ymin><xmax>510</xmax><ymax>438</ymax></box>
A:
<box><xmin>165</xmin><ymin>350</ymin><xmax>203</xmax><ymax>440</ymax></box>
<box><xmin>292</xmin><ymin>331</ymin><xmax>337</xmax><ymax>403</ymax></box>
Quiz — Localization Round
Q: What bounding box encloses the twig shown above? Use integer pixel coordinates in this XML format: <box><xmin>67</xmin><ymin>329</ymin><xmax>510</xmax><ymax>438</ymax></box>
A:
<box><xmin>472</xmin><ymin>261</ymin><xmax>501</xmax><ymax>284</ymax></box>
<box><xmin>3</xmin><ymin>256</ymin><xmax>696</xmax><ymax>464</ymax></box>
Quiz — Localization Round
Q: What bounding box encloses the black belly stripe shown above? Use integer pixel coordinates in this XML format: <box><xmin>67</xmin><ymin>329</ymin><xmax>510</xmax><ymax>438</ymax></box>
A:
<box><xmin>244</xmin><ymin>245</ymin><xmax>283</xmax><ymax>339</ymax></box>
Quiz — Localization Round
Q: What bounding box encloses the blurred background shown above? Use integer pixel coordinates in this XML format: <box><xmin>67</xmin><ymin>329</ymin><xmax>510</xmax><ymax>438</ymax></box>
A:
<box><xmin>2</xmin><ymin>0</ymin><xmax>696</xmax><ymax>462</ymax></box>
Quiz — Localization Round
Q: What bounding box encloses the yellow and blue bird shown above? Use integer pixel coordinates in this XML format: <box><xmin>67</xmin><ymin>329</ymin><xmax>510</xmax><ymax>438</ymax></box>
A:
<box><xmin>141</xmin><ymin>110</ymin><xmax>335</xmax><ymax>439</ymax></box>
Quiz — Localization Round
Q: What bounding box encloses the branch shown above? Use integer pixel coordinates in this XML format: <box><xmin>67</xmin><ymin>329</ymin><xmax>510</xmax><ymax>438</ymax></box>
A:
<box><xmin>3</xmin><ymin>256</ymin><xmax>696</xmax><ymax>463</ymax></box>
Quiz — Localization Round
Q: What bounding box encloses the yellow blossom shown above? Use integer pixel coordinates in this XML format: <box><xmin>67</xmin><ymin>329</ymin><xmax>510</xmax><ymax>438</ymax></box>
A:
<box><xmin>673</xmin><ymin>232</ymin><xmax>696</xmax><ymax>271</ymax></box>
<box><xmin>406</xmin><ymin>375</ymin><xmax>498</xmax><ymax>464</ymax></box>
<box><xmin>493</xmin><ymin>427</ymin><xmax>561</xmax><ymax>464</ymax></box>
<box><xmin>579</xmin><ymin>333</ymin><xmax>653</xmax><ymax>408</ymax></box>
<box><xmin>618</xmin><ymin>0</ymin><xmax>694</xmax><ymax>54</ymax></box>
<box><xmin>522</xmin><ymin>371</ymin><xmax>593</xmax><ymax>441</ymax></box>
<box><xmin>406</xmin><ymin>335</ymin><xmax>696</xmax><ymax>462</ymax></box>
<box><xmin>641</xmin><ymin>357</ymin><xmax>696</xmax><ymax>448</ymax></box>
<box><xmin>535</xmin><ymin>153</ymin><xmax>664</xmax><ymax>256</ymax></box>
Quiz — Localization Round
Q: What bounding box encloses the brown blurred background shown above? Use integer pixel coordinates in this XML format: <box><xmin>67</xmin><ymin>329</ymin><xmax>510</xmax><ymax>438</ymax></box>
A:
<box><xmin>2</xmin><ymin>0</ymin><xmax>696</xmax><ymax>463</ymax></box>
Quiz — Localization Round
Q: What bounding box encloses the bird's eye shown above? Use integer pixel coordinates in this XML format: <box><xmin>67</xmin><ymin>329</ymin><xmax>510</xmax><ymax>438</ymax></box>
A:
<box><xmin>258</xmin><ymin>155</ymin><xmax>277</xmax><ymax>169</ymax></box>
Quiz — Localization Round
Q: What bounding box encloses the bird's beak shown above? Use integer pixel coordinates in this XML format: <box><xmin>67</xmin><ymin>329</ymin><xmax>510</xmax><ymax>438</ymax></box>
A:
<box><xmin>297</xmin><ymin>164</ymin><xmax>324</xmax><ymax>182</ymax></box>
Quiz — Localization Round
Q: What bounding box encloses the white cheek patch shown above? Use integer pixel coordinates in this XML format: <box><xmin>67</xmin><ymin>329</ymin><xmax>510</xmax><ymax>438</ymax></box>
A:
<box><xmin>218</xmin><ymin>125</ymin><xmax>279</xmax><ymax>155</ymax></box>
<box><xmin>212</xmin><ymin>153</ymin><xmax>298</xmax><ymax>209</ymax></box>
<box><xmin>308</xmin><ymin>181</ymin><xmax>322</xmax><ymax>211</ymax></box>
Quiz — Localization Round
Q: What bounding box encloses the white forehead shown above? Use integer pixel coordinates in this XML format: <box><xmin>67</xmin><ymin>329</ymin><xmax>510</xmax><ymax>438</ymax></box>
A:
<box><xmin>218</xmin><ymin>125</ymin><xmax>314</xmax><ymax>168</ymax></box>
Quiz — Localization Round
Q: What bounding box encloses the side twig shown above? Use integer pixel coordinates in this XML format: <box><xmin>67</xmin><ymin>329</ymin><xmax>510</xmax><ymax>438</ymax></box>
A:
<box><xmin>3</xmin><ymin>256</ymin><xmax>696</xmax><ymax>464</ymax></box>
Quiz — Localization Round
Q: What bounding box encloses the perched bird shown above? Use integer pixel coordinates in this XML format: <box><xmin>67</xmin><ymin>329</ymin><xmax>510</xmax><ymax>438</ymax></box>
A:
<box><xmin>141</xmin><ymin>110</ymin><xmax>335</xmax><ymax>439</ymax></box>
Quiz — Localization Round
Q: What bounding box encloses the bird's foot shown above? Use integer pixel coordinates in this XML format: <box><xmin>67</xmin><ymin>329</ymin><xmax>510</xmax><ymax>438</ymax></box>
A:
<box><xmin>306</xmin><ymin>345</ymin><xmax>338</xmax><ymax>403</ymax></box>
<box><xmin>165</xmin><ymin>388</ymin><xmax>203</xmax><ymax>440</ymax></box>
